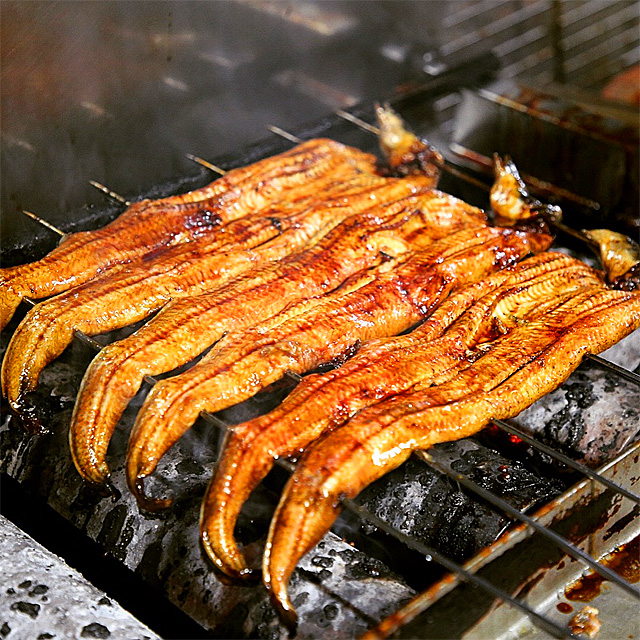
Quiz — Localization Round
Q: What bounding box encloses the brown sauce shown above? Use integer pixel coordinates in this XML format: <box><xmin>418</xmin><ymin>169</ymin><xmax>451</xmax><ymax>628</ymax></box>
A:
<box><xmin>556</xmin><ymin>601</ymin><xmax>574</xmax><ymax>614</ymax></box>
<box><xmin>565</xmin><ymin>536</ymin><xmax>640</xmax><ymax>602</ymax></box>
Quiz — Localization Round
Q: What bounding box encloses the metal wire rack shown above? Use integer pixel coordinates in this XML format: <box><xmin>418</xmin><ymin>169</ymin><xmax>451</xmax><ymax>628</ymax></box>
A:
<box><xmin>19</xmin><ymin>100</ymin><xmax>640</xmax><ymax>637</ymax></box>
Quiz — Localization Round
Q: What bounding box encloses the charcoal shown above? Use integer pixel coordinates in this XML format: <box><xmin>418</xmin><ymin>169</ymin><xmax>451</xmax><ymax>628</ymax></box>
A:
<box><xmin>512</xmin><ymin>329</ymin><xmax>640</xmax><ymax>467</ymax></box>
<box><xmin>0</xmin><ymin>343</ymin><xmax>415</xmax><ymax>639</ymax></box>
<box><xmin>335</xmin><ymin>439</ymin><xmax>565</xmax><ymax>582</ymax></box>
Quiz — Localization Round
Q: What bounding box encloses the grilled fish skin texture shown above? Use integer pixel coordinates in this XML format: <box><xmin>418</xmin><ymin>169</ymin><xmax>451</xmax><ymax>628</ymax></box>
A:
<box><xmin>1</xmin><ymin>170</ymin><xmax>385</xmax><ymax>430</ymax></box>
<box><xmin>263</xmin><ymin>285</ymin><xmax>640</xmax><ymax>629</ymax></box>
<box><xmin>124</xmin><ymin>200</ymin><xmax>496</xmax><ymax>510</ymax></box>
<box><xmin>196</xmin><ymin>232</ymin><xmax>557</xmax><ymax>580</ymax></box>
<box><xmin>69</xmin><ymin>180</ymin><xmax>451</xmax><ymax>486</ymax></box>
<box><xmin>0</xmin><ymin>139</ymin><xmax>376</xmax><ymax>330</ymax></box>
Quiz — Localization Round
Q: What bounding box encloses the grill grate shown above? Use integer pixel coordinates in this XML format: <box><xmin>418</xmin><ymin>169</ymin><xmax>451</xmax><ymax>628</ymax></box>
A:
<box><xmin>15</xmin><ymin>100</ymin><xmax>640</xmax><ymax>637</ymax></box>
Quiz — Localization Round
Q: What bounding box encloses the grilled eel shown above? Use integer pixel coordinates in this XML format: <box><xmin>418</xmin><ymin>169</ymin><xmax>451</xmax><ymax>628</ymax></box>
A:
<box><xmin>70</xmin><ymin>184</ymin><xmax>471</xmax><ymax>485</ymax></box>
<box><xmin>490</xmin><ymin>154</ymin><xmax>562</xmax><ymax>224</ymax></box>
<box><xmin>0</xmin><ymin>138</ymin><xmax>376</xmax><ymax>330</ymax></box>
<box><xmin>263</xmin><ymin>284</ymin><xmax>640</xmax><ymax>630</ymax></box>
<box><xmin>582</xmin><ymin>228</ymin><xmax>640</xmax><ymax>289</ymax></box>
<box><xmin>198</xmin><ymin>251</ymin><xmax>596</xmax><ymax>579</ymax></box>
<box><xmin>127</xmin><ymin>221</ymin><xmax>551</xmax><ymax>519</ymax></box>
<box><xmin>2</xmin><ymin>170</ymin><xmax>395</xmax><ymax>428</ymax></box>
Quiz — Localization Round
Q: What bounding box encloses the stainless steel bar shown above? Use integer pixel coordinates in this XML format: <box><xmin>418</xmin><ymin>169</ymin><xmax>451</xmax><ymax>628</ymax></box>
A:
<box><xmin>585</xmin><ymin>354</ymin><xmax>640</xmax><ymax>386</ymax></box>
<box><xmin>72</xmin><ymin>329</ymin><xmax>104</xmax><ymax>352</ymax></box>
<box><xmin>418</xmin><ymin>450</ymin><xmax>640</xmax><ymax>601</ymax></box>
<box><xmin>267</xmin><ymin>125</ymin><xmax>302</xmax><ymax>144</ymax></box>
<box><xmin>493</xmin><ymin>419</ymin><xmax>640</xmax><ymax>504</ymax></box>
<box><xmin>335</xmin><ymin>109</ymin><xmax>380</xmax><ymax>135</ymax></box>
<box><xmin>443</xmin><ymin>0</ymin><xmax>505</xmax><ymax>29</ymax></box>
<box><xmin>448</xmin><ymin>142</ymin><xmax>602</xmax><ymax>211</ymax></box>
<box><xmin>284</xmin><ymin>370</ymin><xmax>302</xmax><ymax>383</ymax></box>
<box><xmin>562</xmin><ymin>3</ymin><xmax>638</xmax><ymax>52</ymax></box>
<box><xmin>565</xmin><ymin>27</ymin><xmax>640</xmax><ymax>75</ymax></box>
<box><xmin>440</xmin><ymin>2</ymin><xmax>549</xmax><ymax>57</ymax></box>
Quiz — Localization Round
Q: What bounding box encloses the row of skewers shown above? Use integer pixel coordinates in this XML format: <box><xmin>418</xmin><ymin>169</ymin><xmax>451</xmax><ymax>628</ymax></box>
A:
<box><xmin>1</xmin><ymin>106</ymin><xmax>639</xmax><ymax>632</ymax></box>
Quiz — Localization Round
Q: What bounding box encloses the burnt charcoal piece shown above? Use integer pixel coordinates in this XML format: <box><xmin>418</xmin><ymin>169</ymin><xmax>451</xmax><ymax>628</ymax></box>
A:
<box><xmin>335</xmin><ymin>439</ymin><xmax>565</xmax><ymax>586</ymax></box>
<box><xmin>512</xmin><ymin>330</ymin><xmax>640</xmax><ymax>467</ymax></box>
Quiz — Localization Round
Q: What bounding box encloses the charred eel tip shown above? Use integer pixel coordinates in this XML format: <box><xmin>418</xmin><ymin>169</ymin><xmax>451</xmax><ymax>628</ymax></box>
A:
<box><xmin>268</xmin><ymin>590</ymin><xmax>298</xmax><ymax>637</ymax></box>
<box><xmin>200</xmin><ymin>529</ymin><xmax>261</xmax><ymax>585</ymax></box>
<box><xmin>85</xmin><ymin>478</ymin><xmax>121</xmax><ymax>502</ymax></box>
<box><xmin>131</xmin><ymin>476</ymin><xmax>173</xmax><ymax>513</ymax></box>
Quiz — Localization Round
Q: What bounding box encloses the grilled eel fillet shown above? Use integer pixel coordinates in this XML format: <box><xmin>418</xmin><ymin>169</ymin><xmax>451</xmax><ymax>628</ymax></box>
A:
<box><xmin>2</xmin><ymin>170</ymin><xmax>394</xmax><ymax>427</ymax></box>
<box><xmin>263</xmin><ymin>283</ymin><xmax>640</xmax><ymax>630</ymax></box>
<box><xmin>198</xmin><ymin>250</ymin><xmax>594</xmax><ymax>579</ymax></box>
<box><xmin>0</xmin><ymin>138</ymin><xmax>376</xmax><ymax>330</ymax></box>
<box><xmin>126</xmin><ymin>222</ymin><xmax>551</xmax><ymax>519</ymax></box>
<box><xmin>70</xmin><ymin>183</ymin><xmax>470</xmax><ymax>486</ymax></box>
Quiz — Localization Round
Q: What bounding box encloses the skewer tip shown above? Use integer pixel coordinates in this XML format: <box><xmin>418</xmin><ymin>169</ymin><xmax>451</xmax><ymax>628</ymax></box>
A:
<box><xmin>89</xmin><ymin>180</ymin><xmax>130</xmax><ymax>206</ymax></box>
<box><xmin>184</xmin><ymin>153</ymin><xmax>226</xmax><ymax>175</ymax></box>
<box><xmin>21</xmin><ymin>210</ymin><xmax>65</xmax><ymax>237</ymax></box>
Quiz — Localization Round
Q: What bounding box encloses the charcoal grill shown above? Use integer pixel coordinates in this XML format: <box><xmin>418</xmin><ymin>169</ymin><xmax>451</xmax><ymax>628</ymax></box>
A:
<box><xmin>1</xmin><ymin>2</ymin><xmax>639</xmax><ymax>639</ymax></box>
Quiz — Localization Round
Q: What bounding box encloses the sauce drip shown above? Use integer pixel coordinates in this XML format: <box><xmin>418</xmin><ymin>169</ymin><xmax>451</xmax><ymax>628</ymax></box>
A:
<box><xmin>565</xmin><ymin>536</ymin><xmax>640</xmax><ymax>602</ymax></box>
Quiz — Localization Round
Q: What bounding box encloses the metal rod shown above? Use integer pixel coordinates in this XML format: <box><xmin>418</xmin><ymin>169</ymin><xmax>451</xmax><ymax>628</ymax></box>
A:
<box><xmin>492</xmin><ymin>419</ymin><xmax>640</xmax><ymax>504</ymax></box>
<box><xmin>198</xmin><ymin>406</ymin><xmax>572</xmax><ymax>638</ymax></box>
<box><xmin>335</xmin><ymin>109</ymin><xmax>600</xmax><ymax>213</ymax></box>
<box><xmin>21</xmin><ymin>210</ymin><xmax>65</xmax><ymax>237</ymax></box>
<box><xmin>335</xmin><ymin>109</ymin><xmax>381</xmax><ymax>135</ymax></box>
<box><xmin>89</xmin><ymin>180</ymin><xmax>130</xmax><ymax>206</ymax></box>
<box><xmin>72</xmin><ymin>329</ymin><xmax>104</xmax><ymax>351</ymax></box>
<box><xmin>184</xmin><ymin>153</ymin><xmax>227</xmax><ymax>175</ymax></box>
<box><xmin>333</xmin><ymin>110</ymin><xmax>530</xmax><ymax>195</ymax></box>
<box><xmin>585</xmin><ymin>354</ymin><xmax>640</xmax><ymax>386</ymax></box>
<box><xmin>284</xmin><ymin>369</ymin><xmax>302</xmax><ymax>383</ymax></box>
<box><xmin>419</xmin><ymin>449</ymin><xmax>640</xmax><ymax>600</ymax></box>
<box><xmin>341</xmin><ymin>497</ymin><xmax>576</xmax><ymax>640</ymax></box>
<box><xmin>267</xmin><ymin>125</ymin><xmax>302</xmax><ymax>144</ymax></box>
<box><xmin>449</xmin><ymin>142</ymin><xmax>601</xmax><ymax>211</ymax></box>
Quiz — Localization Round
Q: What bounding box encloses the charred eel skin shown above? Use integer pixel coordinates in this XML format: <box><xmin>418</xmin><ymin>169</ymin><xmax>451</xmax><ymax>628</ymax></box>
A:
<box><xmin>194</xmin><ymin>227</ymin><xmax>551</xmax><ymax>578</ymax></box>
<box><xmin>1</xmin><ymin>169</ymin><xmax>384</xmax><ymax>429</ymax></box>
<box><xmin>263</xmin><ymin>283</ymin><xmax>640</xmax><ymax>631</ymax></box>
<box><xmin>68</xmin><ymin>179</ymin><xmax>448</xmax><ymax>486</ymax></box>
<box><xmin>198</xmin><ymin>251</ymin><xmax>596</xmax><ymax>580</ymax></box>
<box><xmin>125</xmin><ymin>201</ymin><xmax>499</xmax><ymax>512</ymax></box>
<box><xmin>0</xmin><ymin>139</ymin><xmax>375</xmax><ymax>330</ymax></box>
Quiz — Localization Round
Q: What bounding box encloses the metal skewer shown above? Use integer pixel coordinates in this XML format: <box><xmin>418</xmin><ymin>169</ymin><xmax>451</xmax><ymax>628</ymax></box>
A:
<box><xmin>184</xmin><ymin>153</ymin><xmax>227</xmax><ymax>175</ymax></box>
<box><xmin>89</xmin><ymin>180</ymin><xmax>130</xmax><ymax>206</ymax></box>
<box><xmin>335</xmin><ymin>110</ymin><xmax>490</xmax><ymax>191</ymax></box>
<box><xmin>267</xmin><ymin>125</ymin><xmax>302</xmax><ymax>144</ymax></box>
<box><xmin>449</xmin><ymin>142</ymin><xmax>602</xmax><ymax>212</ymax></box>
<box><xmin>21</xmin><ymin>210</ymin><xmax>65</xmax><ymax>237</ymax></box>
